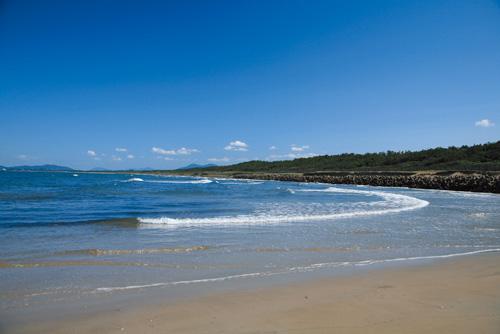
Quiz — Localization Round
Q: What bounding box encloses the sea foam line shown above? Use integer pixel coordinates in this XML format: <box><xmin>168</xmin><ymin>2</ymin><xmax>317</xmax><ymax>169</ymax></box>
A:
<box><xmin>146</xmin><ymin>179</ymin><xmax>212</xmax><ymax>184</ymax></box>
<box><xmin>124</xmin><ymin>178</ymin><xmax>144</xmax><ymax>182</ymax></box>
<box><xmin>138</xmin><ymin>187</ymin><xmax>429</xmax><ymax>227</ymax></box>
<box><xmin>123</xmin><ymin>178</ymin><xmax>212</xmax><ymax>184</ymax></box>
<box><xmin>94</xmin><ymin>248</ymin><xmax>500</xmax><ymax>293</ymax></box>
<box><xmin>95</xmin><ymin>272</ymin><xmax>268</xmax><ymax>292</ymax></box>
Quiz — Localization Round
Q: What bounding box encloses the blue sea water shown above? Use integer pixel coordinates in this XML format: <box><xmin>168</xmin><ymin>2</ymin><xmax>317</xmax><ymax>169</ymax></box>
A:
<box><xmin>1</xmin><ymin>171</ymin><xmax>500</xmax><ymax>315</ymax></box>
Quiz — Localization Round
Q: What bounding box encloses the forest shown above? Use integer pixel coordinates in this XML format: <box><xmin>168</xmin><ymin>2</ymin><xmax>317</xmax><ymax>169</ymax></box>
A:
<box><xmin>196</xmin><ymin>141</ymin><xmax>500</xmax><ymax>173</ymax></box>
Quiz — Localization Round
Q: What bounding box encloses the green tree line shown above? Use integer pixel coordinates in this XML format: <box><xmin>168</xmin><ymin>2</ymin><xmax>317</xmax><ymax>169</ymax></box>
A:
<box><xmin>201</xmin><ymin>141</ymin><xmax>500</xmax><ymax>173</ymax></box>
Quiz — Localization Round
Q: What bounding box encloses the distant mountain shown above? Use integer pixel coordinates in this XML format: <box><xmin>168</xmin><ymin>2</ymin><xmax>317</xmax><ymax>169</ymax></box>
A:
<box><xmin>89</xmin><ymin>167</ymin><xmax>156</xmax><ymax>172</ymax></box>
<box><xmin>177</xmin><ymin>163</ymin><xmax>217</xmax><ymax>170</ymax></box>
<box><xmin>7</xmin><ymin>164</ymin><xmax>75</xmax><ymax>172</ymax></box>
<box><xmin>128</xmin><ymin>167</ymin><xmax>155</xmax><ymax>171</ymax></box>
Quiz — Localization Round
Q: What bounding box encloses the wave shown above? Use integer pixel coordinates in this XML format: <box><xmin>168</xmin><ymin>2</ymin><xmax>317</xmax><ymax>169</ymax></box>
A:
<box><xmin>474</xmin><ymin>227</ymin><xmax>498</xmax><ymax>232</ymax></box>
<box><xmin>138</xmin><ymin>187</ymin><xmax>429</xmax><ymax>228</ymax></box>
<box><xmin>94</xmin><ymin>248</ymin><xmax>500</xmax><ymax>293</ymax></box>
<box><xmin>219</xmin><ymin>181</ymin><xmax>264</xmax><ymax>185</ymax></box>
<box><xmin>125</xmin><ymin>178</ymin><xmax>144</xmax><ymax>182</ymax></box>
<box><xmin>0</xmin><ymin>217</ymin><xmax>141</xmax><ymax>229</ymax></box>
<box><xmin>122</xmin><ymin>177</ymin><xmax>212</xmax><ymax>184</ymax></box>
<box><xmin>412</xmin><ymin>188</ymin><xmax>499</xmax><ymax>198</ymax></box>
<box><xmin>469</xmin><ymin>212</ymin><xmax>488</xmax><ymax>219</ymax></box>
<box><xmin>95</xmin><ymin>272</ymin><xmax>266</xmax><ymax>292</ymax></box>
<box><xmin>298</xmin><ymin>248</ymin><xmax>500</xmax><ymax>270</ymax></box>
<box><xmin>147</xmin><ymin>179</ymin><xmax>212</xmax><ymax>184</ymax></box>
<box><xmin>209</xmin><ymin>177</ymin><xmax>264</xmax><ymax>185</ymax></box>
<box><xmin>294</xmin><ymin>186</ymin><xmax>429</xmax><ymax>210</ymax></box>
<box><xmin>0</xmin><ymin>259</ymin><xmax>222</xmax><ymax>269</ymax></box>
<box><xmin>213</xmin><ymin>177</ymin><xmax>265</xmax><ymax>183</ymax></box>
<box><xmin>124</xmin><ymin>178</ymin><xmax>212</xmax><ymax>184</ymax></box>
<box><xmin>56</xmin><ymin>245</ymin><xmax>211</xmax><ymax>256</ymax></box>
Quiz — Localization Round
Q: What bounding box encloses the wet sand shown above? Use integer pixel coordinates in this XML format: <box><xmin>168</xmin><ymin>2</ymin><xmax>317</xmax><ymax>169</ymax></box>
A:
<box><xmin>10</xmin><ymin>253</ymin><xmax>500</xmax><ymax>334</ymax></box>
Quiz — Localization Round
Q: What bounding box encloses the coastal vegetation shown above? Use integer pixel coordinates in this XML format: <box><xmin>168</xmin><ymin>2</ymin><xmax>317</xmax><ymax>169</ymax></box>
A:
<box><xmin>196</xmin><ymin>141</ymin><xmax>500</xmax><ymax>173</ymax></box>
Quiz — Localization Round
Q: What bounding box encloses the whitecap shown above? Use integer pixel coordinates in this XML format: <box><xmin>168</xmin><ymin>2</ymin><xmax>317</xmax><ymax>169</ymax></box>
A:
<box><xmin>470</xmin><ymin>212</ymin><xmax>487</xmax><ymax>219</ymax></box>
<box><xmin>474</xmin><ymin>227</ymin><xmax>498</xmax><ymax>232</ymax></box>
<box><xmin>125</xmin><ymin>178</ymin><xmax>144</xmax><ymax>182</ymax></box>
<box><xmin>146</xmin><ymin>179</ymin><xmax>212</xmax><ymax>184</ymax></box>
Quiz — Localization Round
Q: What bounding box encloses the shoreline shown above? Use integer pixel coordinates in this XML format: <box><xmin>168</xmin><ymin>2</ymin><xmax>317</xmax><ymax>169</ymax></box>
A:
<box><xmin>2</xmin><ymin>172</ymin><xmax>499</xmax><ymax>333</ymax></box>
<box><xmin>200</xmin><ymin>171</ymin><xmax>500</xmax><ymax>194</ymax></box>
<box><xmin>88</xmin><ymin>170</ymin><xmax>500</xmax><ymax>194</ymax></box>
<box><xmin>4</xmin><ymin>169</ymin><xmax>500</xmax><ymax>193</ymax></box>
<box><xmin>9</xmin><ymin>251</ymin><xmax>500</xmax><ymax>334</ymax></box>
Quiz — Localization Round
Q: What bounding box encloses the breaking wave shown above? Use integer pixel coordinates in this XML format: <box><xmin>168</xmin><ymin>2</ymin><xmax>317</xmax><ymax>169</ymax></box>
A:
<box><xmin>123</xmin><ymin>178</ymin><xmax>212</xmax><ymax>184</ymax></box>
<box><xmin>138</xmin><ymin>187</ymin><xmax>429</xmax><ymax>228</ymax></box>
<box><xmin>148</xmin><ymin>179</ymin><xmax>212</xmax><ymax>184</ymax></box>
<box><xmin>125</xmin><ymin>178</ymin><xmax>144</xmax><ymax>182</ymax></box>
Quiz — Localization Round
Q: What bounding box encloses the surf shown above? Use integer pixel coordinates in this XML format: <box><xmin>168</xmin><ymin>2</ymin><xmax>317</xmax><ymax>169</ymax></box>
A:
<box><xmin>138</xmin><ymin>186</ymin><xmax>429</xmax><ymax>228</ymax></box>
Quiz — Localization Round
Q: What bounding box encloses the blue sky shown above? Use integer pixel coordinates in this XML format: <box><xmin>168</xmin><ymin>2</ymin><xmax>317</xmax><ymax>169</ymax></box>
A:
<box><xmin>1</xmin><ymin>0</ymin><xmax>499</xmax><ymax>169</ymax></box>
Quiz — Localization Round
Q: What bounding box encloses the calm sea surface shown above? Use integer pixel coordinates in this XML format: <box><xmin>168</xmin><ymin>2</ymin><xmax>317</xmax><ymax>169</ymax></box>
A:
<box><xmin>1</xmin><ymin>171</ymin><xmax>500</xmax><ymax>316</ymax></box>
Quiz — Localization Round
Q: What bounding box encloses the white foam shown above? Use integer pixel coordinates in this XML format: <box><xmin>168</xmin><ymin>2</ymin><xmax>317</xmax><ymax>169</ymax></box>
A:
<box><xmin>125</xmin><ymin>178</ymin><xmax>144</xmax><ymax>182</ymax></box>
<box><xmin>211</xmin><ymin>177</ymin><xmax>264</xmax><ymax>185</ymax></box>
<box><xmin>212</xmin><ymin>177</ymin><xmax>265</xmax><ymax>183</ymax></box>
<box><xmin>474</xmin><ymin>228</ymin><xmax>498</xmax><ymax>232</ymax></box>
<box><xmin>146</xmin><ymin>179</ymin><xmax>212</xmax><ymax>184</ymax></box>
<box><xmin>123</xmin><ymin>178</ymin><xmax>211</xmax><ymax>184</ymax></box>
<box><xmin>94</xmin><ymin>248</ymin><xmax>500</xmax><ymax>293</ymax></box>
<box><xmin>138</xmin><ymin>187</ymin><xmax>429</xmax><ymax>228</ymax></box>
<box><xmin>301</xmin><ymin>248</ymin><xmax>500</xmax><ymax>269</ymax></box>
<box><xmin>413</xmin><ymin>188</ymin><xmax>498</xmax><ymax>198</ymax></box>
<box><xmin>95</xmin><ymin>272</ymin><xmax>267</xmax><ymax>292</ymax></box>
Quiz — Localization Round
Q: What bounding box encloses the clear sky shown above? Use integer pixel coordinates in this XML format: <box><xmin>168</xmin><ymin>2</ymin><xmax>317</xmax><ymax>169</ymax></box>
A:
<box><xmin>1</xmin><ymin>0</ymin><xmax>499</xmax><ymax>169</ymax></box>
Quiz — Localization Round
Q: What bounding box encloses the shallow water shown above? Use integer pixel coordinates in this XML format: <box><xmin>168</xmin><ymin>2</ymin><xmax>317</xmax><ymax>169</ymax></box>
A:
<box><xmin>1</xmin><ymin>171</ymin><xmax>500</xmax><ymax>314</ymax></box>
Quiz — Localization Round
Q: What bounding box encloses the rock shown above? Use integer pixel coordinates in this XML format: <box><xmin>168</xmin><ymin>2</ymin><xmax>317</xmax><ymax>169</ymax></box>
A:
<box><xmin>233</xmin><ymin>172</ymin><xmax>500</xmax><ymax>193</ymax></box>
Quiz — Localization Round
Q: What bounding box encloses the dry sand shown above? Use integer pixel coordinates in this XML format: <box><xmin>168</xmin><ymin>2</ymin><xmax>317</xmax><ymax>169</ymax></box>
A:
<box><xmin>11</xmin><ymin>253</ymin><xmax>500</xmax><ymax>334</ymax></box>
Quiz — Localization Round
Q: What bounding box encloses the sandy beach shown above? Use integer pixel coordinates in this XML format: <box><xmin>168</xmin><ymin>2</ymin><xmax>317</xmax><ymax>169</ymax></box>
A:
<box><xmin>3</xmin><ymin>0</ymin><xmax>500</xmax><ymax>333</ymax></box>
<box><xmin>10</xmin><ymin>252</ymin><xmax>500</xmax><ymax>334</ymax></box>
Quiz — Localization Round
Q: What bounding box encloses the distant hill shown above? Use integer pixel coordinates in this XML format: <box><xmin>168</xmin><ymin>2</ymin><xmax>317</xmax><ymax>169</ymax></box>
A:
<box><xmin>193</xmin><ymin>141</ymin><xmax>500</xmax><ymax>173</ymax></box>
<box><xmin>7</xmin><ymin>164</ymin><xmax>75</xmax><ymax>172</ymax></box>
<box><xmin>177</xmin><ymin>163</ymin><xmax>217</xmax><ymax>170</ymax></box>
<box><xmin>133</xmin><ymin>167</ymin><xmax>155</xmax><ymax>171</ymax></box>
<box><xmin>89</xmin><ymin>167</ymin><xmax>154</xmax><ymax>172</ymax></box>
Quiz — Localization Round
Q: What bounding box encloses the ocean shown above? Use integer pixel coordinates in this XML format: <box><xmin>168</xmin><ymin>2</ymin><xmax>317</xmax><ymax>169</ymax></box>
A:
<box><xmin>1</xmin><ymin>171</ymin><xmax>500</xmax><ymax>317</ymax></box>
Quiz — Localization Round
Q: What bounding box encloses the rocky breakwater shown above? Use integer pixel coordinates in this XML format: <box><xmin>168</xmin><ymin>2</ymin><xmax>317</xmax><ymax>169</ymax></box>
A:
<box><xmin>233</xmin><ymin>172</ymin><xmax>500</xmax><ymax>193</ymax></box>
